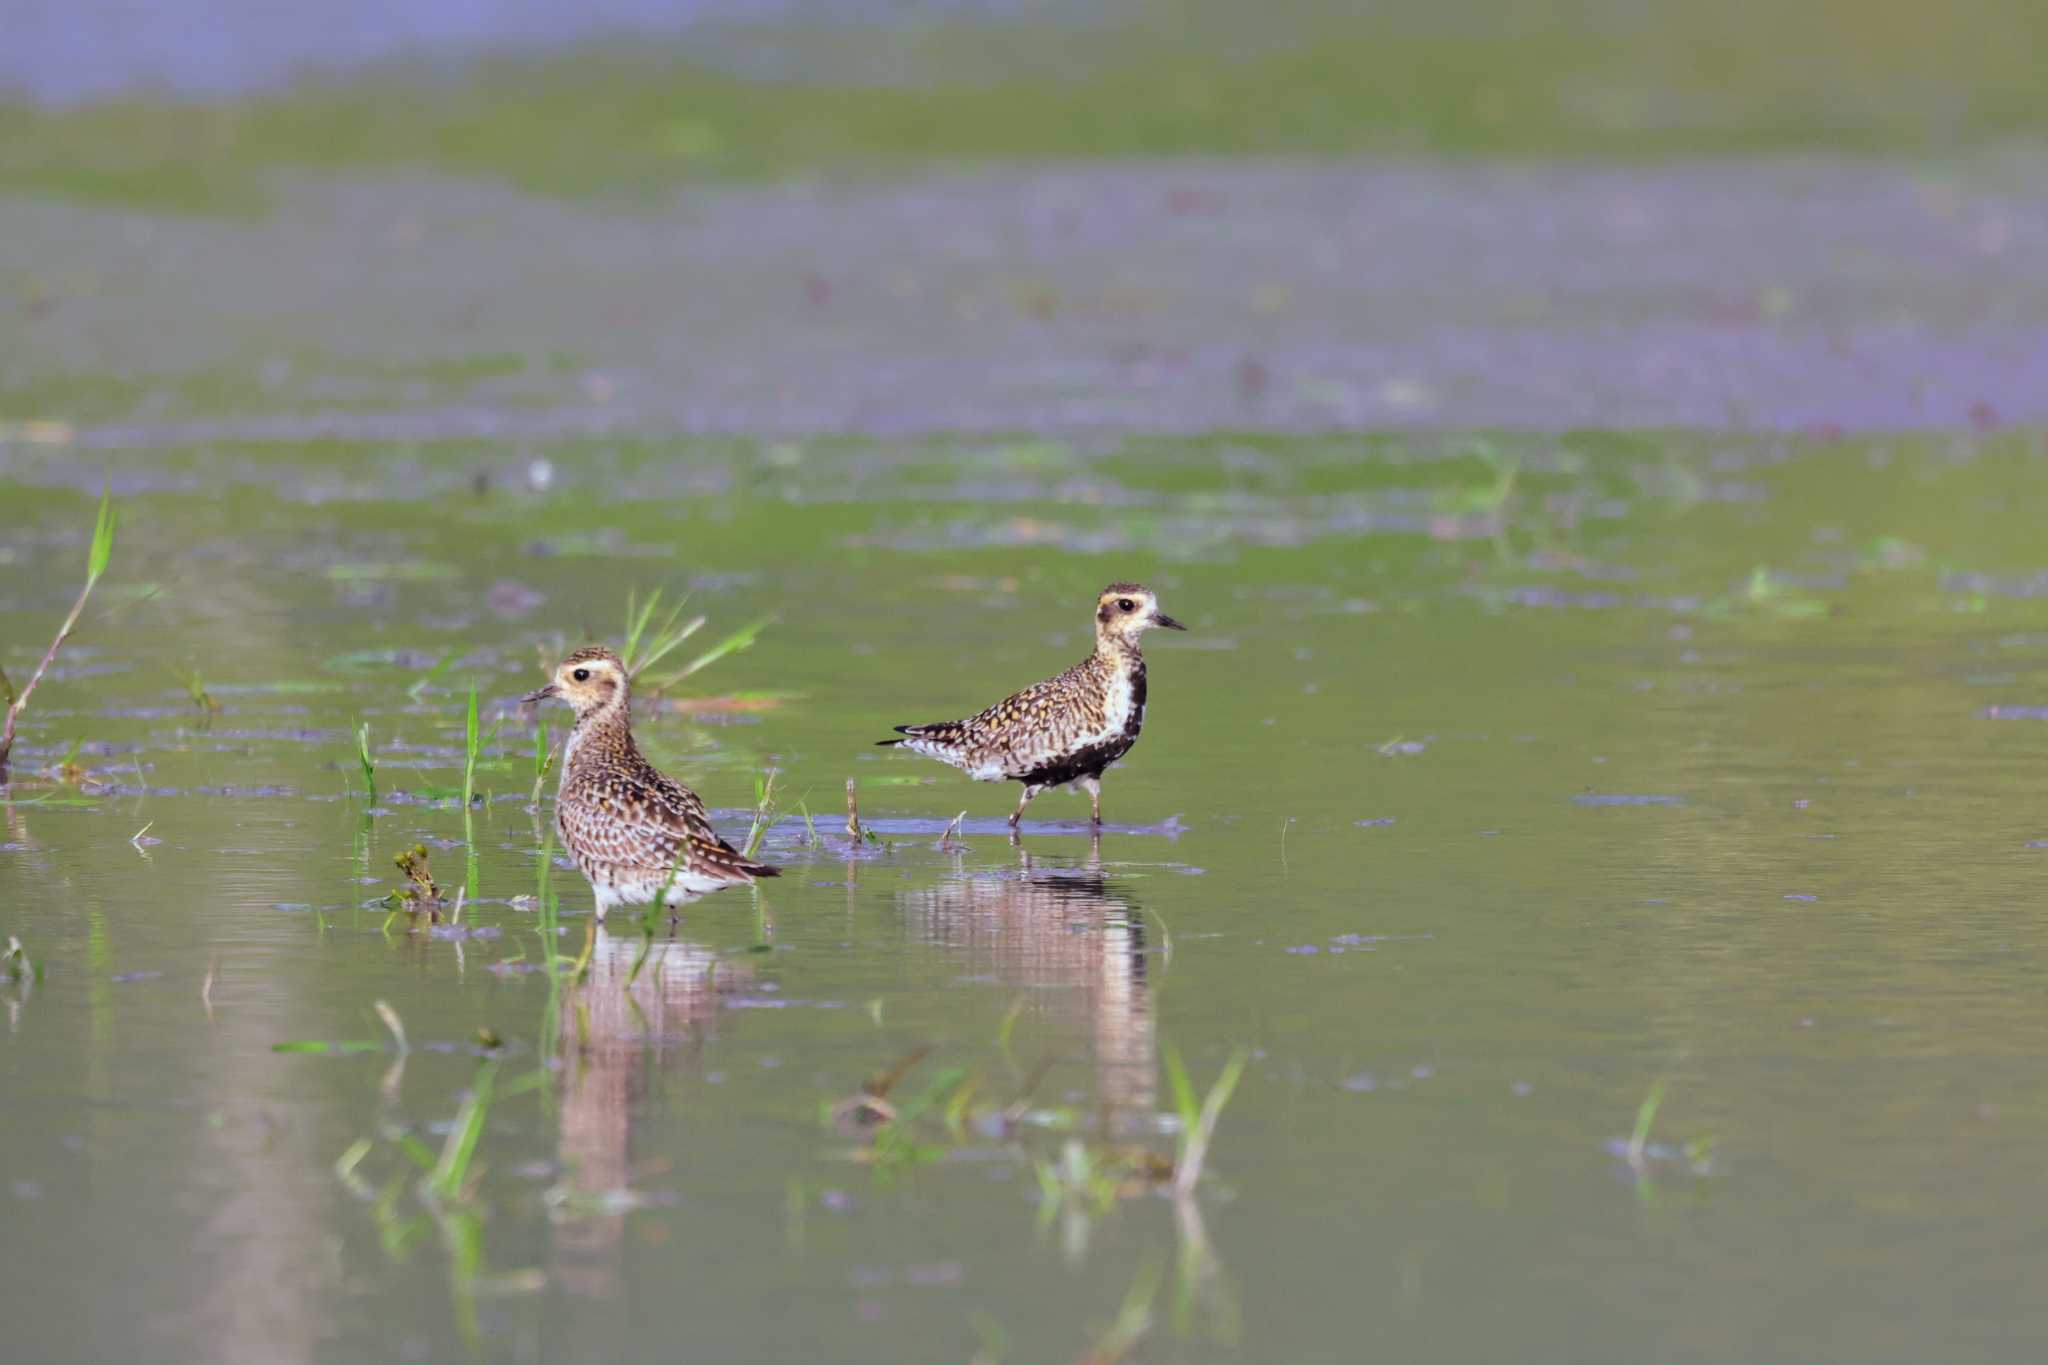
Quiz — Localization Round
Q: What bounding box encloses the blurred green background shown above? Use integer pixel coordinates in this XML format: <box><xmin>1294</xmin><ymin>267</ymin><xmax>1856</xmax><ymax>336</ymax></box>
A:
<box><xmin>8</xmin><ymin>0</ymin><xmax>2048</xmax><ymax>208</ymax></box>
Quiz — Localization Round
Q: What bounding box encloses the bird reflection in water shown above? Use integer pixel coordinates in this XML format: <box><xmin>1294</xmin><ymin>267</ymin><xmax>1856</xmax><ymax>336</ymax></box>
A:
<box><xmin>899</xmin><ymin>834</ymin><xmax>1156</xmax><ymax>1136</ymax></box>
<box><xmin>900</xmin><ymin>837</ymin><xmax>1238</xmax><ymax>1343</ymax></box>
<box><xmin>550</xmin><ymin>922</ymin><xmax>750</xmax><ymax>1302</ymax></box>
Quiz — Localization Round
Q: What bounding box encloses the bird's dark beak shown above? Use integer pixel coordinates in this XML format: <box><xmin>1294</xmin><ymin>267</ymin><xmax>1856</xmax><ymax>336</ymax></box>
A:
<box><xmin>1155</xmin><ymin>613</ymin><xmax>1187</xmax><ymax>631</ymax></box>
<box><xmin>521</xmin><ymin>683</ymin><xmax>558</xmax><ymax>704</ymax></box>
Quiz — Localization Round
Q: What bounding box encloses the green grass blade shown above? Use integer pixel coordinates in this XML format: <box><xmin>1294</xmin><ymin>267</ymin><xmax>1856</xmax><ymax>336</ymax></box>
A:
<box><xmin>407</xmin><ymin>648</ymin><xmax>459</xmax><ymax>701</ymax></box>
<box><xmin>1162</xmin><ymin>1042</ymin><xmax>1199</xmax><ymax>1130</ymax></box>
<box><xmin>1627</xmin><ymin>1077</ymin><xmax>1669</xmax><ymax>1167</ymax></box>
<box><xmin>354</xmin><ymin>720</ymin><xmax>377</xmax><ymax>804</ymax></box>
<box><xmin>462</xmin><ymin>683</ymin><xmax>479</xmax><ymax>811</ymax></box>
<box><xmin>426</xmin><ymin>1060</ymin><xmax>498</xmax><ymax>1201</ymax></box>
<box><xmin>1197</xmin><ymin>1048</ymin><xmax>1249</xmax><ymax>1141</ymax></box>
<box><xmin>87</xmin><ymin>485</ymin><xmax>115</xmax><ymax>582</ymax></box>
<box><xmin>675</xmin><ymin>617</ymin><xmax>768</xmax><ymax>681</ymax></box>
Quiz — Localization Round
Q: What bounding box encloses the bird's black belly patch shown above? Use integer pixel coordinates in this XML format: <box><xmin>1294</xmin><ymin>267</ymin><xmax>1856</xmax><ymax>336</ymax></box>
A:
<box><xmin>1021</xmin><ymin>735</ymin><xmax>1135</xmax><ymax>789</ymax></box>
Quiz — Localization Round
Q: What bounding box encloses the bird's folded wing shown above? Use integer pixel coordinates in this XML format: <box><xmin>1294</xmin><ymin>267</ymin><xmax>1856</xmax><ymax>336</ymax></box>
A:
<box><xmin>559</xmin><ymin>782</ymin><xmax>736</xmax><ymax>871</ymax></box>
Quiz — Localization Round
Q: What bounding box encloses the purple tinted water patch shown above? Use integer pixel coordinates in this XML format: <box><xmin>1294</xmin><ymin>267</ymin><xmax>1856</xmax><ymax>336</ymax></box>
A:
<box><xmin>1573</xmin><ymin>793</ymin><xmax>1686</xmax><ymax>807</ymax></box>
<box><xmin>11</xmin><ymin>157</ymin><xmax>2048</xmax><ymax>440</ymax></box>
<box><xmin>1947</xmin><ymin>571</ymin><xmax>2048</xmax><ymax>599</ymax></box>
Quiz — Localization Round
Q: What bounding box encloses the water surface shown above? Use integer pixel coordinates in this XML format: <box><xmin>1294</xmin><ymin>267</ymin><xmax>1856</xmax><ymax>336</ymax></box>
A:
<box><xmin>8</xmin><ymin>420</ymin><xmax>2048</xmax><ymax>1363</ymax></box>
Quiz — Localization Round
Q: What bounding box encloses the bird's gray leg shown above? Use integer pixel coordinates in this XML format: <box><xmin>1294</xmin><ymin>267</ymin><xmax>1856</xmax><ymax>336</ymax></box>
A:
<box><xmin>1079</xmin><ymin>775</ymin><xmax>1103</xmax><ymax>826</ymax></box>
<box><xmin>1009</xmin><ymin>784</ymin><xmax>1041</xmax><ymax>828</ymax></box>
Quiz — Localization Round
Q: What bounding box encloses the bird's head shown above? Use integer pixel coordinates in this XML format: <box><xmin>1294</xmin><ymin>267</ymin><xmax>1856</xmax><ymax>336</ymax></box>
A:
<box><xmin>1094</xmin><ymin>582</ymin><xmax>1185</xmax><ymax>643</ymax></box>
<box><xmin>523</xmin><ymin>645</ymin><xmax>629</xmax><ymax>719</ymax></box>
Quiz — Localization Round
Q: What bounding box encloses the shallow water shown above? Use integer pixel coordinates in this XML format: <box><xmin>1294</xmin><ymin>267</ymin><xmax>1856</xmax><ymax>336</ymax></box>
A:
<box><xmin>8</xmin><ymin>410</ymin><xmax>2048</xmax><ymax>1361</ymax></box>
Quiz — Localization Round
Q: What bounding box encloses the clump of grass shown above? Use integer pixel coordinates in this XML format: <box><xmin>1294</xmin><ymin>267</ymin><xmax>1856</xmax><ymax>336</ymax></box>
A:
<box><xmin>743</xmin><ymin>767</ymin><xmax>781</xmax><ymax>859</ymax></box>
<box><xmin>183</xmin><ymin>669</ymin><xmax>221</xmax><ymax>718</ymax></box>
<box><xmin>618</xmin><ymin>586</ymin><xmax>768</xmax><ymax>696</ymax></box>
<box><xmin>861</xmin><ymin>1061</ymin><xmax>972</xmax><ymax>1180</ymax></box>
<box><xmin>1036</xmin><ymin>1139</ymin><xmax>1172</xmax><ymax>1222</ymax></box>
<box><xmin>50</xmin><ymin>737</ymin><xmax>89</xmax><ymax>786</ymax></box>
<box><xmin>387</xmin><ymin>844</ymin><xmax>444</xmax><ymax>921</ymax></box>
<box><xmin>827</xmin><ymin>1045</ymin><xmax>934</xmax><ymax>1132</ymax></box>
<box><xmin>0</xmin><ymin>487</ymin><xmax>115</xmax><ymax>781</ymax></box>
<box><xmin>330</xmin><ymin>1057</ymin><xmax>541</xmax><ymax>1349</ymax></box>
<box><xmin>1612</xmin><ymin>1076</ymin><xmax>1716</xmax><ymax>1194</ymax></box>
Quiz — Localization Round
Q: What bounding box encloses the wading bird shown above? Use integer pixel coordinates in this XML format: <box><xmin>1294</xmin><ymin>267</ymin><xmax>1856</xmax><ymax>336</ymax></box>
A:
<box><xmin>879</xmin><ymin>582</ymin><xmax>1185</xmax><ymax>828</ymax></box>
<box><xmin>525</xmin><ymin>646</ymin><xmax>777</xmax><ymax>918</ymax></box>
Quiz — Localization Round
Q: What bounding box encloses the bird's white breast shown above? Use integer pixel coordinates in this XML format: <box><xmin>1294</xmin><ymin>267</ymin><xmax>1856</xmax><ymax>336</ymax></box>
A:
<box><xmin>1100</xmin><ymin>672</ymin><xmax>1138</xmax><ymax>739</ymax></box>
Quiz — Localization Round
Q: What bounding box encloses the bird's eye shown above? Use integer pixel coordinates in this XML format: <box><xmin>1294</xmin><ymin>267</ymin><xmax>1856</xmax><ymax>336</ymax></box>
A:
<box><xmin>572</xmin><ymin>667</ymin><xmax>590</xmax><ymax>682</ymax></box>
<box><xmin>1117</xmin><ymin>598</ymin><xmax>1136</xmax><ymax>613</ymax></box>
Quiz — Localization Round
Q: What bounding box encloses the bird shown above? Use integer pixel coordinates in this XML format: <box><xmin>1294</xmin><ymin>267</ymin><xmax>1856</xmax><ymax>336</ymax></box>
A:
<box><xmin>523</xmin><ymin>645</ymin><xmax>778</xmax><ymax>919</ymax></box>
<box><xmin>878</xmin><ymin>582</ymin><xmax>1185</xmax><ymax>828</ymax></box>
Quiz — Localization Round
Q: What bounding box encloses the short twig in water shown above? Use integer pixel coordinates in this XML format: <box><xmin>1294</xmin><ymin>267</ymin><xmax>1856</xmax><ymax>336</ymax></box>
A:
<box><xmin>374</xmin><ymin>999</ymin><xmax>411</xmax><ymax>1054</ymax></box>
<box><xmin>0</xmin><ymin>487</ymin><xmax>115</xmax><ymax>782</ymax></box>
<box><xmin>844</xmin><ymin>778</ymin><xmax>862</xmax><ymax>842</ymax></box>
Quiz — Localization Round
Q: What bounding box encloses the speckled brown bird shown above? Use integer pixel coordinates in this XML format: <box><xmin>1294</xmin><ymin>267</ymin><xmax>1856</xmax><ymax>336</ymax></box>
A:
<box><xmin>878</xmin><ymin>582</ymin><xmax>1185</xmax><ymax>827</ymax></box>
<box><xmin>524</xmin><ymin>646</ymin><xmax>777</xmax><ymax>918</ymax></box>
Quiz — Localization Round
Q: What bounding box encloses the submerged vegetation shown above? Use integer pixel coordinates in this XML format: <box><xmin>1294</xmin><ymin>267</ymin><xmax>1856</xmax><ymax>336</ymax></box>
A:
<box><xmin>333</xmin><ymin>1053</ymin><xmax>544</xmax><ymax>1349</ymax></box>
<box><xmin>828</xmin><ymin>1041</ymin><xmax>1249</xmax><ymax>1202</ymax></box>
